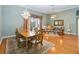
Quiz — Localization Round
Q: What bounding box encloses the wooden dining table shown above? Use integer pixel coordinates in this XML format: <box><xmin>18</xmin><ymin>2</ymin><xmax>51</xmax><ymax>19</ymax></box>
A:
<box><xmin>18</xmin><ymin>30</ymin><xmax>36</xmax><ymax>40</ymax></box>
<box><xmin>16</xmin><ymin>29</ymin><xmax>44</xmax><ymax>49</ymax></box>
<box><xmin>20</xmin><ymin>31</ymin><xmax>35</xmax><ymax>37</ymax></box>
<box><xmin>16</xmin><ymin>30</ymin><xmax>38</xmax><ymax>48</ymax></box>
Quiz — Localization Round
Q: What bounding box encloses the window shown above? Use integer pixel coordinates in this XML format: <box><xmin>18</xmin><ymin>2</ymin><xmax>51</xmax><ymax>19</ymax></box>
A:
<box><xmin>30</xmin><ymin>14</ymin><xmax>42</xmax><ymax>31</ymax></box>
<box><xmin>76</xmin><ymin>10</ymin><xmax>79</xmax><ymax>16</ymax></box>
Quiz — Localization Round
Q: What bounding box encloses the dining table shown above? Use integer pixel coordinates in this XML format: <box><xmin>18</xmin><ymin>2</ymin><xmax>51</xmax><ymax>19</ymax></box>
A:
<box><xmin>18</xmin><ymin>30</ymin><xmax>36</xmax><ymax>40</ymax></box>
<box><xmin>17</xmin><ymin>30</ymin><xmax>38</xmax><ymax>48</ymax></box>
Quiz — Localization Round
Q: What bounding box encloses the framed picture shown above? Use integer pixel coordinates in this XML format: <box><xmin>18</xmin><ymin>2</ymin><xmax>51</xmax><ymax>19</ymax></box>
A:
<box><xmin>59</xmin><ymin>20</ymin><xmax>64</xmax><ymax>26</ymax></box>
<box><xmin>54</xmin><ymin>20</ymin><xmax>59</xmax><ymax>26</ymax></box>
<box><xmin>54</xmin><ymin>20</ymin><xmax>64</xmax><ymax>26</ymax></box>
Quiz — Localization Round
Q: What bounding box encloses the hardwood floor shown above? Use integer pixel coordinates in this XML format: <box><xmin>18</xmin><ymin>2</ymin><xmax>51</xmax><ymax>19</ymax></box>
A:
<box><xmin>43</xmin><ymin>34</ymin><xmax>79</xmax><ymax>54</ymax></box>
<box><xmin>0</xmin><ymin>38</ymin><xmax>7</xmax><ymax>54</ymax></box>
<box><xmin>0</xmin><ymin>34</ymin><xmax>79</xmax><ymax>54</ymax></box>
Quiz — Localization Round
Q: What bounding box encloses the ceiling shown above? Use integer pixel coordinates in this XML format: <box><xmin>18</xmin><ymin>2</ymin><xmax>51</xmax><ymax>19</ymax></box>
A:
<box><xmin>20</xmin><ymin>5</ymin><xmax>79</xmax><ymax>14</ymax></box>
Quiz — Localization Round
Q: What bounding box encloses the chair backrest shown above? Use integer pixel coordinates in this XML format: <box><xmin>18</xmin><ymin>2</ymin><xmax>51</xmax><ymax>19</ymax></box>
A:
<box><xmin>32</xmin><ymin>29</ymin><xmax>44</xmax><ymax>43</ymax></box>
<box><xmin>38</xmin><ymin>34</ymin><xmax>43</xmax><ymax>41</ymax></box>
<box><xmin>34</xmin><ymin>27</ymin><xmax>38</xmax><ymax>34</ymax></box>
<box><xmin>47</xmin><ymin>25</ymin><xmax>52</xmax><ymax>30</ymax></box>
<box><xmin>37</xmin><ymin>29</ymin><xmax>43</xmax><ymax>42</ymax></box>
<box><xmin>15</xmin><ymin>28</ymin><xmax>20</xmax><ymax>43</ymax></box>
<box><xmin>38</xmin><ymin>29</ymin><xmax>44</xmax><ymax>34</ymax></box>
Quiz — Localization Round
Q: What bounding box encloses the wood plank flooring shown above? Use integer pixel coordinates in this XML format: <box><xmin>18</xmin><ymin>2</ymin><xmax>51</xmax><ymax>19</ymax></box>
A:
<box><xmin>0</xmin><ymin>34</ymin><xmax>79</xmax><ymax>54</ymax></box>
<box><xmin>43</xmin><ymin>34</ymin><xmax>79</xmax><ymax>54</ymax></box>
<box><xmin>0</xmin><ymin>38</ymin><xmax>7</xmax><ymax>54</ymax></box>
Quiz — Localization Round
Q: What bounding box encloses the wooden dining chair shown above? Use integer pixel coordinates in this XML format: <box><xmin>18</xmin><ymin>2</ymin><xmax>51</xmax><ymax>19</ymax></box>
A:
<box><xmin>34</xmin><ymin>27</ymin><xmax>39</xmax><ymax>35</ymax></box>
<box><xmin>36</xmin><ymin>34</ymin><xmax>43</xmax><ymax>45</ymax></box>
<box><xmin>15</xmin><ymin>28</ymin><xmax>26</xmax><ymax>49</ymax></box>
<box><xmin>29</xmin><ymin>29</ymin><xmax>43</xmax><ymax>49</ymax></box>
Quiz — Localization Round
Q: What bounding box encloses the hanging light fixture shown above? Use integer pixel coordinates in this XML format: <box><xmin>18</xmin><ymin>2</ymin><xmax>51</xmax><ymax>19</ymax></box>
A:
<box><xmin>50</xmin><ymin>15</ymin><xmax>57</xmax><ymax>19</ymax></box>
<box><xmin>50</xmin><ymin>5</ymin><xmax>57</xmax><ymax>19</ymax></box>
<box><xmin>20</xmin><ymin>9</ymin><xmax>31</xmax><ymax>32</ymax></box>
<box><xmin>21</xmin><ymin>9</ymin><xmax>31</xmax><ymax>19</ymax></box>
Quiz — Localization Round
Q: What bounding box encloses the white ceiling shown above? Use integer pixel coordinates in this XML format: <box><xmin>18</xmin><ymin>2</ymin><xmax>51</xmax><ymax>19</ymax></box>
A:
<box><xmin>20</xmin><ymin>5</ymin><xmax>79</xmax><ymax>14</ymax></box>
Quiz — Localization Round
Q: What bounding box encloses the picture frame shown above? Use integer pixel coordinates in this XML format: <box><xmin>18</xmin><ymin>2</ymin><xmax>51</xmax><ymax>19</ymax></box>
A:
<box><xmin>54</xmin><ymin>20</ymin><xmax>59</xmax><ymax>26</ymax></box>
<box><xmin>54</xmin><ymin>20</ymin><xmax>64</xmax><ymax>26</ymax></box>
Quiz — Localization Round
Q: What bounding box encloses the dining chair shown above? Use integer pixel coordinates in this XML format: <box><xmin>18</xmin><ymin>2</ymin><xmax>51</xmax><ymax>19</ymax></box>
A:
<box><xmin>34</xmin><ymin>27</ymin><xmax>39</xmax><ymax>34</ymax></box>
<box><xmin>15</xmin><ymin>28</ymin><xmax>26</xmax><ymax>49</ymax></box>
<box><xmin>29</xmin><ymin>29</ymin><xmax>43</xmax><ymax>49</ymax></box>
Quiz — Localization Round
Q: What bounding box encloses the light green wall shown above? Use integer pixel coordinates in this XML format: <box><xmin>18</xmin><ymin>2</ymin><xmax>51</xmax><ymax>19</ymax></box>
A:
<box><xmin>2</xmin><ymin>5</ymin><xmax>79</xmax><ymax>36</ymax></box>
<box><xmin>47</xmin><ymin>15</ymin><xmax>54</xmax><ymax>26</ymax></box>
<box><xmin>2</xmin><ymin>5</ymin><xmax>48</xmax><ymax>36</ymax></box>
<box><xmin>0</xmin><ymin>6</ymin><xmax>2</xmax><ymax>39</ymax></box>
<box><xmin>19</xmin><ymin>6</ymin><xmax>48</xmax><ymax>26</ymax></box>
<box><xmin>2</xmin><ymin>6</ymin><xmax>23</xmax><ymax>36</ymax></box>
<box><xmin>48</xmin><ymin>7</ymin><xmax>79</xmax><ymax>34</ymax></box>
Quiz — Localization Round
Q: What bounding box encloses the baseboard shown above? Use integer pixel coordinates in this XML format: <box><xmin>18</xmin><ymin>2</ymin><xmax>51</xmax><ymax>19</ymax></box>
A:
<box><xmin>64</xmin><ymin>32</ymin><xmax>77</xmax><ymax>35</ymax></box>
<box><xmin>0</xmin><ymin>35</ymin><xmax>16</xmax><ymax>45</ymax></box>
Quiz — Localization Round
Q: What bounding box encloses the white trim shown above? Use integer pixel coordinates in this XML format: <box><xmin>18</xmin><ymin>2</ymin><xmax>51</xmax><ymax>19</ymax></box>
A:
<box><xmin>70</xmin><ymin>33</ymin><xmax>77</xmax><ymax>35</ymax></box>
<box><xmin>6</xmin><ymin>38</ymin><xmax>8</xmax><ymax>54</ymax></box>
<box><xmin>0</xmin><ymin>35</ymin><xmax>16</xmax><ymax>53</ymax></box>
<box><xmin>64</xmin><ymin>32</ymin><xmax>77</xmax><ymax>35</ymax></box>
<box><xmin>0</xmin><ymin>35</ymin><xmax>16</xmax><ymax>45</ymax></box>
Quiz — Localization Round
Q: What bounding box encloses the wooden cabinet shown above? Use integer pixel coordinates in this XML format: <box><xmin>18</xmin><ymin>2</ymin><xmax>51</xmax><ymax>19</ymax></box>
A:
<box><xmin>54</xmin><ymin>20</ymin><xmax>64</xmax><ymax>35</ymax></box>
<box><xmin>58</xmin><ymin>27</ymin><xmax>64</xmax><ymax>35</ymax></box>
<box><xmin>53</xmin><ymin>27</ymin><xmax>64</xmax><ymax>35</ymax></box>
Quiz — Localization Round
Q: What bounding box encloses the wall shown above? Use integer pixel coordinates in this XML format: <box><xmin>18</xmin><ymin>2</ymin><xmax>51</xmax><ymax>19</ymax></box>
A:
<box><xmin>19</xmin><ymin>6</ymin><xmax>48</xmax><ymax>27</ymax></box>
<box><xmin>2</xmin><ymin>6</ymin><xmax>79</xmax><ymax>36</ymax></box>
<box><xmin>2</xmin><ymin>5</ymin><xmax>48</xmax><ymax>36</ymax></box>
<box><xmin>0</xmin><ymin>6</ymin><xmax>2</xmax><ymax>39</ymax></box>
<box><xmin>48</xmin><ymin>7</ymin><xmax>79</xmax><ymax>34</ymax></box>
<box><xmin>47</xmin><ymin>15</ymin><xmax>54</xmax><ymax>26</ymax></box>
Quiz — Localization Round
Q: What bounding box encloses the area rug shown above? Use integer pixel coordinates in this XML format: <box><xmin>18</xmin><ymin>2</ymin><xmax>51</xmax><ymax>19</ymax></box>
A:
<box><xmin>6</xmin><ymin>38</ymin><xmax>53</xmax><ymax>54</ymax></box>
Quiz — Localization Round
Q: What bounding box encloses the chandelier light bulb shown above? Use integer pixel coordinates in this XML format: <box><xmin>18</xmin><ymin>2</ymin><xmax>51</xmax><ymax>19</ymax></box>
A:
<box><xmin>21</xmin><ymin>9</ymin><xmax>31</xmax><ymax>19</ymax></box>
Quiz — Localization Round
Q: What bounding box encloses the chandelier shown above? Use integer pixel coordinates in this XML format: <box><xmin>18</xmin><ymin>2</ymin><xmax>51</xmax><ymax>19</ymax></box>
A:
<box><xmin>21</xmin><ymin>9</ymin><xmax>31</xmax><ymax>19</ymax></box>
<box><xmin>50</xmin><ymin>15</ymin><xmax>57</xmax><ymax>19</ymax></box>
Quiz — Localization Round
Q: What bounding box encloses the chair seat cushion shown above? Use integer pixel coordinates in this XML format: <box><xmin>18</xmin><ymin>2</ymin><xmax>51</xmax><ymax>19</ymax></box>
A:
<box><xmin>31</xmin><ymin>39</ymin><xmax>41</xmax><ymax>44</ymax></box>
<box><xmin>36</xmin><ymin>40</ymin><xmax>40</xmax><ymax>42</ymax></box>
<box><xmin>31</xmin><ymin>40</ymin><xmax>36</xmax><ymax>44</ymax></box>
<box><xmin>19</xmin><ymin>38</ymin><xmax>25</xmax><ymax>42</ymax></box>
